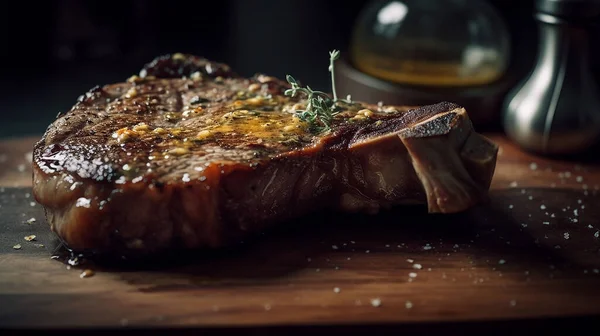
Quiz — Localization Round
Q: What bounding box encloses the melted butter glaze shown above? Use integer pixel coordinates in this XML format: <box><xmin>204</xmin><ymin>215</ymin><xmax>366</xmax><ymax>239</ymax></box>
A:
<box><xmin>35</xmin><ymin>53</ymin><xmax>406</xmax><ymax>186</ymax></box>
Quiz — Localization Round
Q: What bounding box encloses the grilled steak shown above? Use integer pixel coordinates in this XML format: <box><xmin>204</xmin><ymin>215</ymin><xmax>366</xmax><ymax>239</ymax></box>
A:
<box><xmin>32</xmin><ymin>53</ymin><xmax>498</xmax><ymax>256</ymax></box>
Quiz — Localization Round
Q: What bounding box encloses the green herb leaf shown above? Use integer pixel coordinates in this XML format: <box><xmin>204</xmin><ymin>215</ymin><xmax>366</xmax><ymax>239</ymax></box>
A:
<box><xmin>284</xmin><ymin>49</ymin><xmax>352</xmax><ymax>133</ymax></box>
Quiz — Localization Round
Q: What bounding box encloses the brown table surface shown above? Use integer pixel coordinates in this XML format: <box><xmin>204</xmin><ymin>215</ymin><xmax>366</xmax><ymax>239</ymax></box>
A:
<box><xmin>1</xmin><ymin>134</ymin><xmax>600</xmax><ymax>334</ymax></box>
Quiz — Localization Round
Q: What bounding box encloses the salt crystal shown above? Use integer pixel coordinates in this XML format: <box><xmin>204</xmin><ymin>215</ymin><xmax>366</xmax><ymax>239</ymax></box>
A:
<box><xmin>540</xmin><ymin>205</ymin><xmax>546</xmax><ymax>210</ymax></box>
<box><xmin>365</xmin><ymin>250</ymin><xmax>370</xmax><ymax>253</ymax></box>
<box><xmin>574</xmin><ymin>209</ymin><xmax>579</xmax><ymax>216</ymax></box>
<box><xmin>422</xmin><ymin>244</ymin><xmax>432</xmax><ymax>250</ymax></box>
<box><xmin>413</xmin><ymin>264</ymin><xmax>422</xmax><ymax>270</ymax></box>
<box><xmin>565</xmin><ymin>172</ymin><xmax>572</xmax><ymax>178</ymax></box>
<box><xmin>333</xmin><ymin>287</ymin><xmax>340</xmax><ymax>293</ymax></box>
<box><xmin>509</xmin><ymin>181</ymin><xmax>518</xmax><ymax>188</ymax></box>
<box><xmin>528</xmin><ymin>196</ymin><xmax>533</xmax><ymax>200</ymax></box>
<box><xmin>370</xmin><ymin>298</ymin><xmax>381</xmax><ymax>307</ymax></box>
<box><xmin>508</xmin><ymin>204</ymin><xmax>514</xmax><ymax>209</ymax></box>
<box><xmin>406</xmin><ymin>259</ymin><xmax>414</xmax><ymax>263</ymax></box>
<box><xmin>405</xmin><ymin>301</ymin><xmax>413</xmax><ymax>309</ymax></box>
<box><xmin>563</xmin><ymin>232</ymin><xmax>570</xmax><ymax>240</ymax></box>
<box><xmin>577</xmin><ymin>199</ymin><xmax>583</xmax><ymax>204</ymax></box>
<box><xmin>521</xmin><ymin>189</ymin><xmax>526</xmax><ymax>194</ymax></box>
<box><xmin>543</xmin><ymin>221</ymin><xmax>550</xmax><ymax>225</ymax></box>
<box><xmin>332</xmin><ymin>245</ymin><xmax>338</xmax><ymax>250</ymax></box>
<box><xmin>75</xmin><ymin>198</ymin><xmax>91</xmax><ymax>208</ymax></box>
<box><xmin>594</xmin><ymin>231</ymin><xmax>599</xmax><ymax>238</ymax></box>
<box><xmin>499</xmin><ymin>259</ymin><xmax>506</xmax><ymax>265</ymax></box>
<box><xmin>26</xmin><ymin>218</ymin><xmax>36</xmax><ymax>224</ymax></box>
<box><xmin>521</xmin><ymin>223</ymin><xmax>528</xmax><ymax>228</ymax></box>
<box><xmin>573</xmin><ymin>218</ymin><xmax>578</xmax><ymax>223</ymax></box>
<box><xmin>529</xmin><ymin>163</ymin><xmax>538</xmax><ymax>170</ymax></box>
<box><xmin>551</xmin><ymin>213</ymin><xmax>555</xmax><ymax>218</ymax></box>
<box><xmin>29</xmin><ymin>202</ymin><xmax>36</xmax><ymax>207</ymax></box>
<box><xmin>408</xmin><ymin>272</ymin><xmax>417</xmax><ymax>278</ymax></box>
<box><xmin>576</xmin><ymin>176</ymin><xmax>583</xmax><ymax>182</ymax></box>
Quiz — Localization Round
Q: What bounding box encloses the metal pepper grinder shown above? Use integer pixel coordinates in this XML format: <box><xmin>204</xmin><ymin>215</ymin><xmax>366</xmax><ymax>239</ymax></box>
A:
<box><xmin>503</xmin><ymin>0</ymin><xmax>600</xmax><ymax>155</ymax></box>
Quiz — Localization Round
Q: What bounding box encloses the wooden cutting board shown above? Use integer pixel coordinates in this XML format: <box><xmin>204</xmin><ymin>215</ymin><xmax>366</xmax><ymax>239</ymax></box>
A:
<box><xmin>1</xmin><ymin>135</ymin><xmax>600</xmax><ymax>334</ymax></box>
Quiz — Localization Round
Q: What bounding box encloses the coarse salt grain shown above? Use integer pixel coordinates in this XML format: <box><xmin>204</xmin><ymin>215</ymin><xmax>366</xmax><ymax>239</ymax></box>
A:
<box><xmin>413</xmin><ymin>264</ymin><xmax>422</xmax><ymax>270</ymax></box>
<box><xmin>405</xmin><ymin>301</ymin><xmax>413</xmax><ymax>309</ymax></box>
<box><xmin>333</xmin><ymin>287</ymin><xmax>340</xmax><ymax>293</ymax></box>
<box><xmin>80</xmin><ymin>269</ymin><xmax>95</xmax><ymax>278</ymax></box>
<box><xmin>499</xmin><ymin>259</ymin><xmax>506</xmax><ymax>265</ymax></box>
<box><xmin>530</xmin><ymin>163</ymin><xmax>538</xmax><ymax>170</ymax></box>
<box><xmin>540</xmin><ymin>205</ymin><xmax>546</xmax><ymax>210</ymax></box>
<box><xmin>370</xmin><ymin>298</ymin><xmax>381</xmax><ymax>307</ymax></box>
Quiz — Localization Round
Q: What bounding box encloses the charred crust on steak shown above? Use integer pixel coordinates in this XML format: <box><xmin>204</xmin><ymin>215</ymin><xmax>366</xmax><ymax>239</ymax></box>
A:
<box><xmin>140</xmin><ymin>53</ymin><xmax>236</xmax><ymax>79</ymax></box>
<box><xmin>32</xmin><ymin>54</ymin><xmax>498</xmax><ymax>256</ymax></box>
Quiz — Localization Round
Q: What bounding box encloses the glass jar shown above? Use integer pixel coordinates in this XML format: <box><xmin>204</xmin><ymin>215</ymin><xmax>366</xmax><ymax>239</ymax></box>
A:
<box><xmin>350</xmin><ymin>0</ymin><xmax>511</xmax><ymax>87</ymax></box>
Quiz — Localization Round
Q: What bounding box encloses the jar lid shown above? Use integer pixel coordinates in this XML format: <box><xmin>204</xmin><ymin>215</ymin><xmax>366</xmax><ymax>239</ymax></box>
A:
<box><xmin>536</xmin><ymin>0</ymin><xmax>600</xmax><ymax>20</ymax></box>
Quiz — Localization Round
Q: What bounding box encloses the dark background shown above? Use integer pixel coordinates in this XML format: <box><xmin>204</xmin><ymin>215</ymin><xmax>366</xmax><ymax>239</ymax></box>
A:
<box><xmin>0</xmin><ymin>0</ymin><xmax>538</xmax><ymax>138</ymax></box>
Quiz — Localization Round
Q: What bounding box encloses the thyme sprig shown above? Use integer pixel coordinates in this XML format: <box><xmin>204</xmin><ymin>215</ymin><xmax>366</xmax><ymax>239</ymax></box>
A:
<box><xmin>284</xmin><ymin>49</ymin><xmax>352</xmax><ymax>133</ymax></box>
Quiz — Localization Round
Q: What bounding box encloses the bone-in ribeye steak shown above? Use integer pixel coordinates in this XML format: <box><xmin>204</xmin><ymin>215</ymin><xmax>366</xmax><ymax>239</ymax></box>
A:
<box><xmin>32</xmin><ymin>53</ymin><xmax>498</xmax><ymax>256</ymax></box>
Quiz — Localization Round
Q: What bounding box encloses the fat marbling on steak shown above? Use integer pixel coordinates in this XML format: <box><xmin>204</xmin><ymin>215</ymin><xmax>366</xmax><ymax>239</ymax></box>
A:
<box><xmin>32</xmin><ymin>53</ymin><xmax>498</xmax><ymax>256</ymax></box>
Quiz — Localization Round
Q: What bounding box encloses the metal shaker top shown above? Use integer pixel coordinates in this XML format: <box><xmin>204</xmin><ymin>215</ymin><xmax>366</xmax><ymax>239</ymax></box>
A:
<box><xmin>535</xmin><ymin>0</ymin><xmax>600</xmax><ymax>20</ymax></box>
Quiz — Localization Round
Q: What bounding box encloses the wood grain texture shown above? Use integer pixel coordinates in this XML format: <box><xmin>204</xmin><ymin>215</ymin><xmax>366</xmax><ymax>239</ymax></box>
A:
<box><xmin>1</xmin><ymin>134</ymin><xmax>600</xmax><ymax>333</ymax></box>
